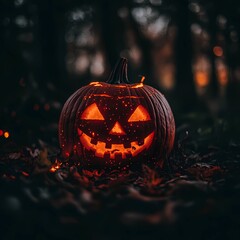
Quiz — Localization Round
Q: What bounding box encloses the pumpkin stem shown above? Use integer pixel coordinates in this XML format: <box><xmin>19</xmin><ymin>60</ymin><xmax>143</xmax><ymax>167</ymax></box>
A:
<box><xmin>139</xmin><ymin>75</ymin><xmax>145</xmax><ymax>83</ymax></box>
<box><xmin>107</xmin><ymin>58</ymin><xmax>130</xmax><ymax>84</ymax></box>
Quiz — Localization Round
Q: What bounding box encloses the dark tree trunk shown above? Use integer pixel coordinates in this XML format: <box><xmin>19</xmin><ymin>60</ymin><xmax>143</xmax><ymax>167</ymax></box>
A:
<box><xmin>174</xmin><ymin>0</ymin><xmax>197</xmax><ymax>113</ymax></box>
<box><xmin>97</xmin><ymin>0</ymin><xmax>125</xmax><ymax>70</ymax></box>
<box><xmin>36</xmin><ymin>0</ymin><xmax>58</xmax><ymax>88</ymax></box>
<box><xmin>207</xmin><ymin>1</ymin><xmax>219</xmax><ymax>98</ymax></box>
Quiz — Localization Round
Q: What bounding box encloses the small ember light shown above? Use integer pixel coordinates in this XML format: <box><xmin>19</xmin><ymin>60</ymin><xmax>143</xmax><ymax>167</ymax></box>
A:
<box><xmin>49</xmin><ymin>159</ymin><xmax>62</xmax><ymax>172</ymax></box>
<box><xmin>0</xmin><ymin>129</ymin><xmax>3</xmax><ymax>136</ymax></box>
<box><xmin>4</xmin><ymin>131</ymin><xmax>10</xmax><ymax>138</ymax></box>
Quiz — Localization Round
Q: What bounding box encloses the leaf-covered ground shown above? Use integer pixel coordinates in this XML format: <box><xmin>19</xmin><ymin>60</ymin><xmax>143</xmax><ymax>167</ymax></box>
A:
<box><xmin>0</xmin><ymin>113</ymin><xmax>240</xmax><ymax>240</ymax></box>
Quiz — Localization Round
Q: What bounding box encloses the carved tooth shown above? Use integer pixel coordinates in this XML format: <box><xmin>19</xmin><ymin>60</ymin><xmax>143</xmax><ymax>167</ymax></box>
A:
<box><xmin>90</xmin><ymin>138</ymin><xmax>98</xmax><ymax>145</ymax></box>
<box><xmin>138</xmin><ymin>140</ymin><xmax>144</xmax><ymax>146</ymax></box>
<box><xmin>124</xmin><ymin>143</ymin><xmax>131</xmax><ymax>148</ymax></box>
<box><xmin>105</xmin><ymin>142</ymin><xmax>112</xmax><ymax>149</ymax></box>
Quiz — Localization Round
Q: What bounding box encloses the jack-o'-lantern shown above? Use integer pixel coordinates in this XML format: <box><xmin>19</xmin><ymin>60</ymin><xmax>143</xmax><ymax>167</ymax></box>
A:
<box><xmin>59</xmin><ymin>58</ymin><xmax>175</xmax><ymax>169</ymax></box>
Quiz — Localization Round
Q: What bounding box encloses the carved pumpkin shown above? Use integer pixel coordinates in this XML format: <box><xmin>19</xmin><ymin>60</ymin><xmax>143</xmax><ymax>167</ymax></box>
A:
<box><xmin>59</xmin><ymin>58</ymin><xmax>175</xmax><ymax>169</ymax></box>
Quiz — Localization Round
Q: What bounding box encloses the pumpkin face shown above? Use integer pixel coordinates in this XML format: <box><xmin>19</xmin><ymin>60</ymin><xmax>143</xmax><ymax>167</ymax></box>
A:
<box><xmin>59</xmin><ymin>58</ymin><xmax>175</xmax><ymax>169</ymax></box>
<box><xmin>77</xmin><ymin>91</ymin><xmax>155</xmax><ymax>160</ymax></box>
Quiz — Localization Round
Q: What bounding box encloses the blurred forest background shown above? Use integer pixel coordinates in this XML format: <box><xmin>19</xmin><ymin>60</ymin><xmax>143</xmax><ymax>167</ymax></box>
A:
<box><xmin>0</xmin><ymin>0</ymin><xmax>240</xmax><ymax>145</ymax></box>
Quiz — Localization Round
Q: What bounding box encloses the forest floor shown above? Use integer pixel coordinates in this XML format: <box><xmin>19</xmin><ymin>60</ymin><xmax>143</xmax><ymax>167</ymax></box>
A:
<box><xmin>0</xmin><ymin>112</ymin><xmax>240</xmax><ymax>240</ymax></box>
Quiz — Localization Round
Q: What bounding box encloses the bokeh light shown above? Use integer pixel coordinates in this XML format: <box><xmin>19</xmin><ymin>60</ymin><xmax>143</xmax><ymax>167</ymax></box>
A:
<box><xmin>213</xmin><ymin>46</ymin><xmax>223</xmax><ymax>57</ymax></box>
<box><xmin>4</xmin><ymin>131</ymin><xmax>10</xmax><ymax>138</ymax></box>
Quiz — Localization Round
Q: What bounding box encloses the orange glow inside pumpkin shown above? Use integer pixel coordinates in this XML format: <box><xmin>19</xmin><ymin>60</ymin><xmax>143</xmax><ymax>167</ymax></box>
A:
<box><xmin>109</xmin><ymin>121</ymin><xmax>126</xmax><ymax>135</ymax></box>
<box><xmin>89</xmin><ymin>82</ymin><xmax>103</xmax><ymax>86</ymax></box>
<box><xmin>86</xmin><ymin>94</ymin><xmax>142</xmax><ymax>99</ymax></box>
<box><xmin>78</xmin><ymin>103</ymin><xmax>154</xmax><ymax>159</ymax></box>
<box><xmin>88</xmin><ymin>82</ymin><xmax>144</xmax><ymax>88</ymax></box>
<box><xmin>81</xmin><ymin>103</ymin><xmax>104</xmax><ymax>120</ymax></box>
<box><xmin>78</xmin><ymin>128</ymin><xmax>154</xmax><ymax>159</ymax></box>
<box><xmin>128</xmin><ymin>105</ymin><xmax>151</xmax><ymax>122</ymax></box>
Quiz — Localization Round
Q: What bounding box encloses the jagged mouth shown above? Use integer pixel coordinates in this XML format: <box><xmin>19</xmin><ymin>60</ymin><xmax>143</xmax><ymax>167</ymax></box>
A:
<box><xmin>77</xmin><ymin>128</ymin><xmax>154</xmax><ymax>160</ymax></box>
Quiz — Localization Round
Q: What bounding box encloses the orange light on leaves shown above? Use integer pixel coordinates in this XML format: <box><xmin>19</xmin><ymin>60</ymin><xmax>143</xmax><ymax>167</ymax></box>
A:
<box><xmin>213</xmin><ymin>46</ymin><xmax>223</xmax><ymax>57</ymax></box>
<box><xmin>50</xmin><ymin>160</ymin><xmax>62</xmax><ymax>172</ymax></box>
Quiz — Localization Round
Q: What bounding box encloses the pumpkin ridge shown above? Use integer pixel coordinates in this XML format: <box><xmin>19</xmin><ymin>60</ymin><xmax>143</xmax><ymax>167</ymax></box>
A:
<box><xmin>159</xmin><ymin>91</ymin><xmax>175</xmax><ymax>153</ymax></box>
<box><xmin>141</xmin><ymin>85</ymin><xmax>173</xmax><ymax>160</ymax></box>
<box><xmin>73</xmin><ymin>86</ymin><xmax>98</xmax><ymax>158</ymax></box>
<box><xmin>157</xmin><ymin>93</ymin><xmax>175</xmax><ymax>152</ymax></box>
<box><xmin>59</xmin><ymin>87</ymin><xmax>84</xmax><ymax>153</ymax></box>
<box><xmin>67</xmin><ymin>89</ymin><xmax>85</xmax><ymax>152</ymax></box>
<box><xmin>138</xmin><ymin>86</ymin><xmax>160</xmax><ymax>158</ymax></box>
<box><xmin>155</xmin><ymin>92</ymin><xmax>171</xmax><ymax>156</ymax></box>
<box><xmin>60</xmin><ymin>86</ymin><xmax>92</xmax><ymax>156</ymax></box>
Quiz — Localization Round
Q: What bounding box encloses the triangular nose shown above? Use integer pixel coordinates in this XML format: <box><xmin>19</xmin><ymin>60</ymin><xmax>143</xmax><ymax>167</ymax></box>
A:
<box><xmin>109</xmin><ymin>121</ymin><xmax>126</xmax><ymax>135</ymax></box>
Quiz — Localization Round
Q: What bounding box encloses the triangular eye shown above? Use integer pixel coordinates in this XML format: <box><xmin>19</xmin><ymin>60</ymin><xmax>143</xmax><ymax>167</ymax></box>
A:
<box><xmin>81</xmin><ymin>103</ymin><xmax>104</xmax><ymax>120</ymax></box>
<box><xmin>128</xmin><ymin>105</ymin><xmax>151</xmax><ymax>122</ymax></box>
